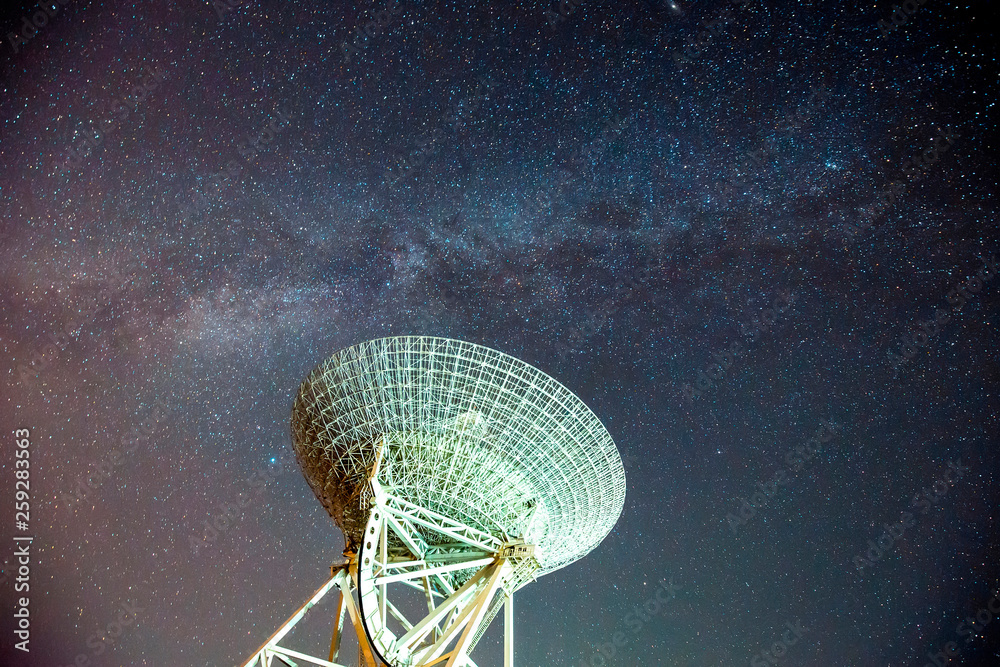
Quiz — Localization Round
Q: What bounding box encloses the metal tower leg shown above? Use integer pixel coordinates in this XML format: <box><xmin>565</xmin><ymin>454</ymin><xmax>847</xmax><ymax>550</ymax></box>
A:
<box><xmin>327</xmin><ymin>586</ymin><xmax>346</xmax><ymax>662</ymax></box>
<box><xmin>443</xmin><ymin>561</ymin><xmax>507</xmax><ymax>667</ymax></box>
<box><xmin>341</xmin><ymin>568</ymin><xmax>378</xmax><ymax>667</ymax></box>
<box><xmin>242</xmin><ymin>484</ymin><xmax>539</xmax><ymax>667</ymax></box>
<box><xmin>504</xmin><ymin>592</ymin><xmax>513</xmax><ymax>667</ymax></box>
<box><xmin>241</xmin><ymin>570</ymin><xmax>346</xmax><ymax>667</ymax></box>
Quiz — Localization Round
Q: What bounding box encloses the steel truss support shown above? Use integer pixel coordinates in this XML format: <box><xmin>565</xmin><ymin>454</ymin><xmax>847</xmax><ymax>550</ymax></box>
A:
<box><xmin>242</xmin><ymin>483</ymin><xmax>536</xmax><ymax>667</ymax></box>
<box><xmin>241</xmin><ymin>565</ymin><xmax>377</xmax><ymax>667</ymax></box>
<box><xmin>349</xmin><ymin>478</ymin><xmax>536</xmax><ymax>667</ymax></box>
<box><xmin>504</xmin><ymin>592</ymin><xmax>513</xmax><ymax>667</ymax></box>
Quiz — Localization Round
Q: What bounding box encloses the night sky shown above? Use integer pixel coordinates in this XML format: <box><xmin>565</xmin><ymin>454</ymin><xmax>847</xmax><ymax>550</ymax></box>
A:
<box><xmin>1</xmin><ymin>0</ymin><xmax>999</xmax><ymax>665</ymax></box>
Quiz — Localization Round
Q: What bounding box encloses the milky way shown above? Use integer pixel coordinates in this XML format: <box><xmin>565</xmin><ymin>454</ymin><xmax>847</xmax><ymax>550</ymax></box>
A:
<box><xmin>1</xmin><ymin>0</ymin><xmax>998</xmax><ymax>665</ymax></box>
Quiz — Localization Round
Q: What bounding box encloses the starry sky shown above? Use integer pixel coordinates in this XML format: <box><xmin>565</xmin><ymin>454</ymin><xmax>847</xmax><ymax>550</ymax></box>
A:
<box><xmin>1</xmin><ymin>0</ymin><xmax>999</xmax><ymax>665</ymax></box>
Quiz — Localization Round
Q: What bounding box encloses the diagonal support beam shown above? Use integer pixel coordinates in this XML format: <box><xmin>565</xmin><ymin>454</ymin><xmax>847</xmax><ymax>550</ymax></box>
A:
<box><xmin>444</xmin><ymin>562</ymin><xmax>507</xmax><ymax>667</ymax></box>
<box><xmin>396</xmin><ymin>563</ymin><xmax>493</xmax><ymax>650</ymax></box>
<box><xmin>386</xmin><ymin>511</ymin><xmax>429</xmax><ymax>558</ymax></box>
<box><xmin>383</xmin><ymin>494</ymin><xmax>501</xmax><ymax>552</ymax></box>
<box><xmin>414</xmin><ymin>561</ymin><xmax>506</xmax><ymax>666</ymax></box>
<box><xmin>504</xmin><ymin>592</ymin><xmax>513</xmax><ymax>667</ymax></box>
<box><xmin>269</xmin><ymin>645</ymin><xmax>343</xmax><ymax>667</ymax></box>
<box><xmin>327</xmin><ymin>585</ymin><xmax>346</xmax><ymax>662</ymax></box>
<box><xmin>375</xmin><ymin>557</ymin><xmax>495</xmax><ymax>586</ymax></box>
<box><xmin>340</xmin><ymin>573</ymin><xmax>378</xmax><ymax>667</ymax></box>
<box><xmin>241</xmin><ymin>571</ymin><xmax>343</xmax><ymax>667</ymax></box>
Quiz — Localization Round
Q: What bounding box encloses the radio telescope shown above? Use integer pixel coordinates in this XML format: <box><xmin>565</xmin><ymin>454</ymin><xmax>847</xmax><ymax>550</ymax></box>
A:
<box><xmin>242</xmin><ymin>336</ymin><xmax>626</xmax><ymax>667</ymax></box>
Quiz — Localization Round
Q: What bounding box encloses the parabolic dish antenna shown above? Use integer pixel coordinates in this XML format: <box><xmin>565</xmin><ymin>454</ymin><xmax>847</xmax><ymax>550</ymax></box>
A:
<box><xmin>242</xmin><ymin>336</ymin><xmax>626</xmax><ymax>667</ymax></box>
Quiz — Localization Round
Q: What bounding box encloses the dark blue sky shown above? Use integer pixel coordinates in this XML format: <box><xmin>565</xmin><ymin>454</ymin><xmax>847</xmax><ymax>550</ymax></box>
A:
<box><xmin>1</xmin><ymin>0</ymin><xmax>998</xmax><ymax>665</ymax></box>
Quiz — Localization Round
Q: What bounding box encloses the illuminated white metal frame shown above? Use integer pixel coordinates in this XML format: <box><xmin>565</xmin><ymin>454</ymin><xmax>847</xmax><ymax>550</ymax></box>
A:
<box><xmin>243</xmin><ymin>336</ymin><xmax>626</xmax><ymax>667</ymax></box>
<box><xmin>241</xmin><ymin>476</ymin><xmax>534</xmax><ymax>667</ymax></box>
<box><xmin>291</xmin><ymin>336</ymin><xmax>626</xmax><ymax>577</ymax></box>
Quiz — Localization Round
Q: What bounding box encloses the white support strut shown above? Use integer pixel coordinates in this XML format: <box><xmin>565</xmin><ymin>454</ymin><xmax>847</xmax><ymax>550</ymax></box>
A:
<box><xmin>240</xmin><ymin>336</ymin><xmax>627</xmax><ymax>667</ymax></box>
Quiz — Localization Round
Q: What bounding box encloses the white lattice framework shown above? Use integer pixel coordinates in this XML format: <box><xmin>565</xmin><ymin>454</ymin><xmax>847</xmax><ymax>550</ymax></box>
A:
<box><xmin>242</xmin><ymin>336</ymin><xmax>625</xmax><ymax>667</ymax></box>
<box><xmin>291</xmin><ymin>336</ymin><xmax>625</xmax><ymax>576</ymax></box>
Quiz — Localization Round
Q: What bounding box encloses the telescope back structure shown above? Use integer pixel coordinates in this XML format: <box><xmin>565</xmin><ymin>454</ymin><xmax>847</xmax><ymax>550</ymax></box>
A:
<box><xmin>241</xmin><ymin>336</ymin><xmax>626</xmax><ymax>667</ymax></box>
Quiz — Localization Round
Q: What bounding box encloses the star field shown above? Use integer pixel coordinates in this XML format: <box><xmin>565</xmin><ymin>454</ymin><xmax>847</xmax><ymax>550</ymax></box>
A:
<box><xmin>1</xmin><ymin>0</ymin><xmax>998</xmax><ymax>665</ymax></box>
